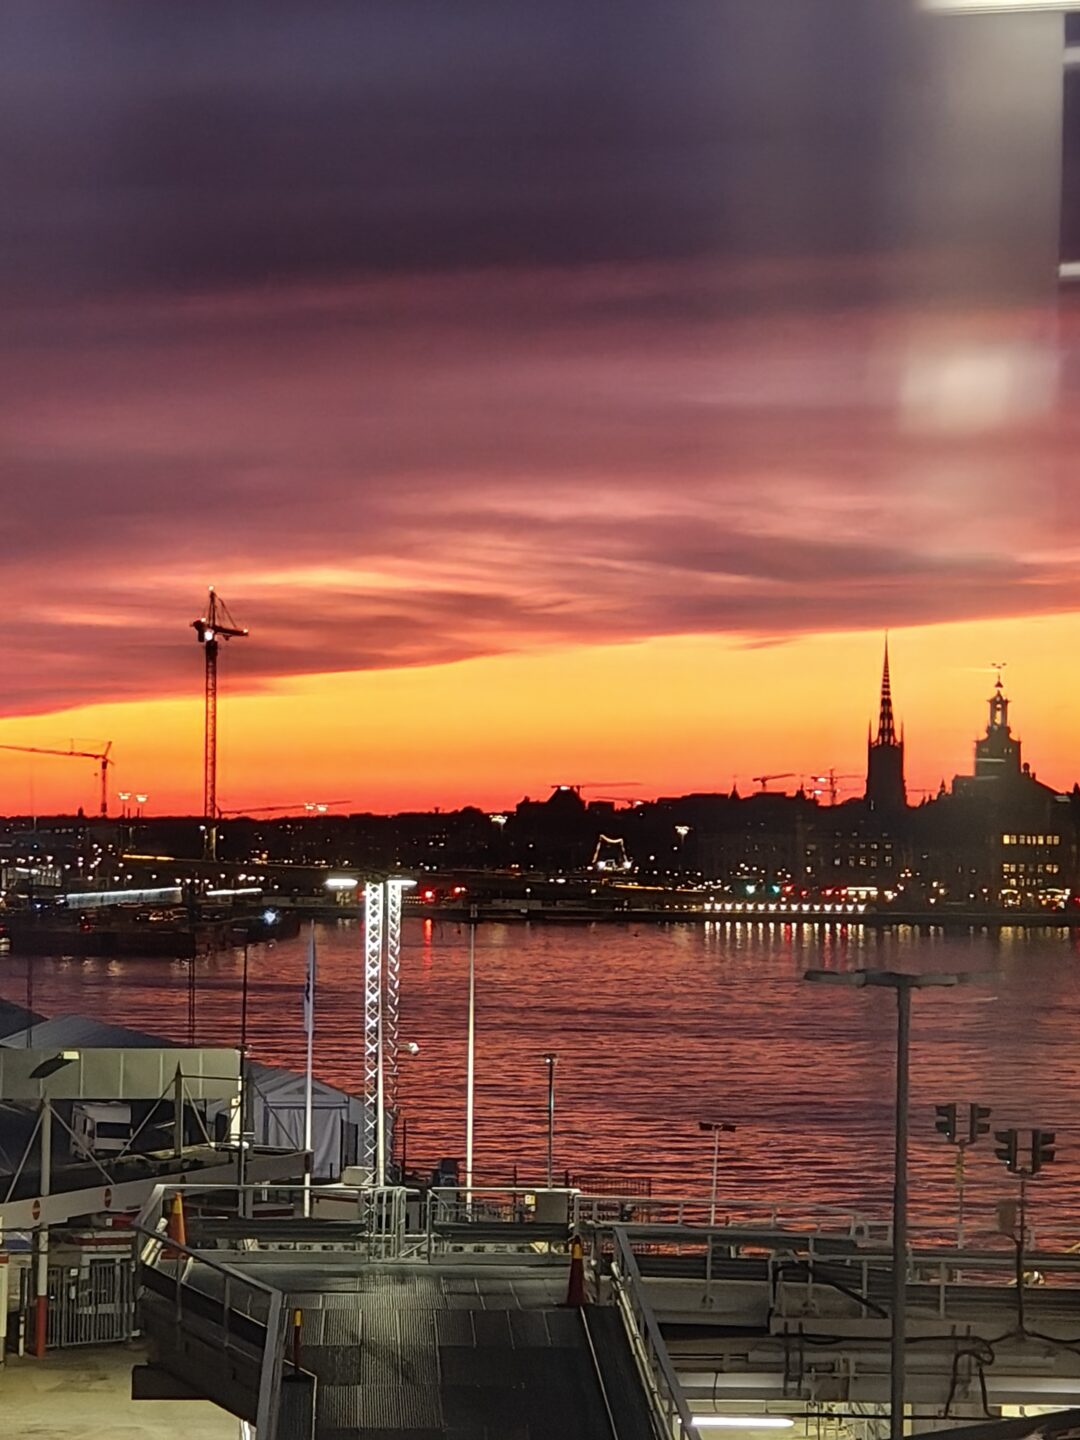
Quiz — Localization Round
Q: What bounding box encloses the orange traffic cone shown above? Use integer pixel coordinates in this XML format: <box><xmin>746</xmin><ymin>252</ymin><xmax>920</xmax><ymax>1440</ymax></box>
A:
<box><xmin>564</xmin><ymin>1235</ymin><xmax>586</xmax><ymax>1308</ymax></box>
<box><xmin>163</xmin><ymin>1193</ymin><xmax>187</xmax><ymax>1258</ymax></box>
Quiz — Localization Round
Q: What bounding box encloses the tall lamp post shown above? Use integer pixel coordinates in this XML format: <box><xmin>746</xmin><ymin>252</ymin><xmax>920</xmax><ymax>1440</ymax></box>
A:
<box><xmin>543</xmin><ymin>1052</ymin><xmax>558</xmax><ymax>1186</ymax></box>
<box><xmin>465</xmin><ymin>905</ymin><xmax>478</xmax><ymax>1198</ymax></box>
<box><xmin>804</xmin><ymin>968</ymin><xmax>963</xmax><ymax>1440</ymax></box>
<box><xmin>698</xmin><ymin>1120</ymin><xmax>736</xmax><ymax>1225</ymax></box>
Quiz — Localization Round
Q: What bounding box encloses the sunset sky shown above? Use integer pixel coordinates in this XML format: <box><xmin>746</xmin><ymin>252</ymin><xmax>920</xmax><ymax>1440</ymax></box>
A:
<box><xmin>3</xmin><ymin>3</ymin><xmax>1080</xmax><ymax>816</ymax></box>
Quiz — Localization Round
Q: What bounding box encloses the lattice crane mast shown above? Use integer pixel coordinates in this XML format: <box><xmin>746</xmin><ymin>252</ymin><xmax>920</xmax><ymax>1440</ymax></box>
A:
<box><xmin>0</xmin><ymin>742</ymin><xmax>114</xmax><ymax>818</ymax></box>
<box><xmin>192</xmin><ymin>587</ymin><xmax>247</xmax><ymax>860</ymax></box>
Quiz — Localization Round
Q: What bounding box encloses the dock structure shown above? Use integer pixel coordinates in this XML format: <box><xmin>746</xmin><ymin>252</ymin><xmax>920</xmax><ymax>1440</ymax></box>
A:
<box><xmin>126</xmin><ymin>1181</ymin><xmax>1080</xmax><ymax>1439</ymax></box>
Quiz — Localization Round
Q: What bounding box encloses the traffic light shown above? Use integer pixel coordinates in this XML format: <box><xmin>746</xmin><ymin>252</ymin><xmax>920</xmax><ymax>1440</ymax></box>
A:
<box><xmin>994</xmin><ymin>1127</ymin><xmax>1020</xmax><ymax>1173</ymax></box>
<box><xmin>968</xmin><ymin>1104</ymin><xmax>992</xmax><ymax>1145</ymax></box>
<box><xmin>1030</xmin><ymin>1129</ymin><xmax>1056</xmax><ymax>1175</ymax></box>
<box><xmin>935</xmin><ymin>1103</ymin><xmax>958</xmax><ymax>1143</ymax></box>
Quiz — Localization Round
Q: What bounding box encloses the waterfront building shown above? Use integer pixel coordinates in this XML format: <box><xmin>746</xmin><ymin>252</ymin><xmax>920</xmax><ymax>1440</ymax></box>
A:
<box><xmin>918</xmin><ymin>674</ymin><xmax>1080</xmax><ymax>904</ymax></box>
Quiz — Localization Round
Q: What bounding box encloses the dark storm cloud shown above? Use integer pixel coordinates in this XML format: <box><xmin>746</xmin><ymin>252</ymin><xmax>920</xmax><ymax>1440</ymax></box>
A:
<box><xmin>1</xmin><ymin>3</ymin><xmax>1078</xmax><ymax>719</ymax></box>
<box><xmin>1</xmin><ymin>0</ymin><xmax>896</xmax><ymax>302</ymax></box>
<box><xmin>3</xmin><ymin>254</ymin><xmax>1080</xmax><ymax>715</ymax></box>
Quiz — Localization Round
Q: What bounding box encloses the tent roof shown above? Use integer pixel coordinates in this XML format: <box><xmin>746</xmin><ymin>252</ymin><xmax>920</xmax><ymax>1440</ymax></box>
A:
<box><xmin>0</xmin><ymin>1013</ymin><xmax>360</xmax><ymax>1104</ymax></box>
<box><xmin>0</xmin><ymin>998</ymin><xmax>46</xmax><ymax>1040</ymax></box>
<box><xmin>0</xmin><ymin>1014</ymin><xmax>170</xmax><ymax>1050</ymax></box>
<box><xmin>248</xmin><ymin>1061</ymin><xmax>360</xmax><ymax>1105</ymax></box>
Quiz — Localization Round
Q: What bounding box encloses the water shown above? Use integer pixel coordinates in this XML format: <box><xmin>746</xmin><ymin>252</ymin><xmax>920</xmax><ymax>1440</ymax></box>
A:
<box><xmin>3</xmin><ymin>919</ymin><xmax>1079</xmax><ymax>1242</ymax></box>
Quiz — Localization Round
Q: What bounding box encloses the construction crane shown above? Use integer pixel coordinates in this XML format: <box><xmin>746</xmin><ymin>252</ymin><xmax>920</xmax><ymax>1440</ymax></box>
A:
<box><xmin>811</xmin><ymin>770</ymin><xmax>862</xmax><ymax>807</ymax></box>
<box><xmin>0</xmin><ymin>741</ymin><xmax>113</xmax><ymax>818</ymax></box>
<box><xmin>218</xmin><ymin>800</ymin><xmax>350</xmax><ymax>817</ymax></box>
<box><xmin>192</xmin><ymin>587</ymin><xmax>247</xmax><ymax>860</ymax></box>
<box><xmin>751</xmin><ymin>773</ymin><xmax>795</xmax><ymax>792</ymax></box>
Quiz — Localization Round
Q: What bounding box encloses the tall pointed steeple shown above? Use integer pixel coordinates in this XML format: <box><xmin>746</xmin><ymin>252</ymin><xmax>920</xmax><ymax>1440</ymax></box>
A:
<box><xmin>877</xmin><ymin>637</ymin><xmax>897</xmax><ymax>746</ymax></box>
<box><xmin>865</xmin><ymin>635</ymin><xmax>907</xmax><ymax>813</ymax></box>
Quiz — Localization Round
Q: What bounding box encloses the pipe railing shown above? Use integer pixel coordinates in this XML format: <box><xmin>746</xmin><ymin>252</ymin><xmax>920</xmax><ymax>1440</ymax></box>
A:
<box><xmin>609</xmin><ymin>1225</ymin><xmax>698</xmax><ymax>1440</ymax></box>
<box><xmin>134</xmin><ymin>1180</ymin><xmax>417</xmax><ymax>1260</ymax></box>
<box><xmin>572</xmin><ymin>1191</ymin><xmax>893</xmax><ymax>1242</ymax></box>
<box><xmin>133</xmin><ymin>1184</ymin><xmax>290</xmax><ymax>1440</ymax></box>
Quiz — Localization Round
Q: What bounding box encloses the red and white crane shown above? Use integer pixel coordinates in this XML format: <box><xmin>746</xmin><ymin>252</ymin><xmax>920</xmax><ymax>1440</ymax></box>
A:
<box><xmin>192</xmin><ymin>587</ymin><xmax>247</xmax><ymax>860</ymax></box>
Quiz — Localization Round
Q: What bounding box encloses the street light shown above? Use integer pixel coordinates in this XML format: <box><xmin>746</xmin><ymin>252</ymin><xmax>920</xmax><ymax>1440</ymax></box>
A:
<box><xmin>465</xmin><ymin>905</ymin><xmax>478</xmax><ymax>1199</ymax></box>
<box><xmin>698</xmin><ymin>1120</ymin><xmax>736</xmax><ymax>1225</ymax></box>
<box><xmin>543</xmin><ymin>1052</ymin><xmax>558</xmax><ymax>1186</ymax></box>
<box><xmin>804</xmin><ymin>969</ymin><xmax>964</xmax><ymax>1440</ymax></box>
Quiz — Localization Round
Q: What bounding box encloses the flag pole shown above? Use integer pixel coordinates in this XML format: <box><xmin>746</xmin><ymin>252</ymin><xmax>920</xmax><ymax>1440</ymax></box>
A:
<box><xmin>303</xmin><ymin>921</ymin><xmax>315</xmax><ymax>1217</ymax></box>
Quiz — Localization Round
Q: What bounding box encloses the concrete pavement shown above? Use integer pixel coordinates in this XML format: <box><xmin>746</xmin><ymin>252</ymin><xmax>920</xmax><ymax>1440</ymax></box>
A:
<box><xmin>1</xmin><ymin>1342</ymin><xmax>237</xmax><ymax>1439</ymax></box>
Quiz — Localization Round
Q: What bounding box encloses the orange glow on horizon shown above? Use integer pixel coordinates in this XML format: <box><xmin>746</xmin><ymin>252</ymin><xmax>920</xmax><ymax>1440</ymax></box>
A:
<box><xmin>0</xmin><ymin>612</ymin><xmax>1077</xmax><ymax>817</ymax></box>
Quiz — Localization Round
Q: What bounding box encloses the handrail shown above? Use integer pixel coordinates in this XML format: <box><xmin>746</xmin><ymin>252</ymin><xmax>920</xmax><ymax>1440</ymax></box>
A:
<box><xmin>134</xmin><ymin>1180</ymin><xmax>419</xmax><ymax>1260</ymax></box>
<box><xmin>609</xmin><ymin>1225</ymin><xmax>697</xmax><ymax>1440</ymax></box>
<box><xmin>132</xmin><ymin>1209</ymin><xmax>288</xmax><ymax>1439</ymax></box>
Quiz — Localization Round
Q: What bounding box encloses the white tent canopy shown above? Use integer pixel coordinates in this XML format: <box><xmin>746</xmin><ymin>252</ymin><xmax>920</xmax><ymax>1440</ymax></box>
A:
<box><xmin>0</xmin><ymin>1013</ymin><xmax>366</xmax><ymax>1181</ymax></box>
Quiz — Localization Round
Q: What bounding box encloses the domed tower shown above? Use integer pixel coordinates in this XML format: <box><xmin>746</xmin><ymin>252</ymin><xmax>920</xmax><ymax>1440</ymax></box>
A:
<box><xmin>865</xmin><ymin>639</ymin><xmax>907</xmax><ymax>813</ymax></box>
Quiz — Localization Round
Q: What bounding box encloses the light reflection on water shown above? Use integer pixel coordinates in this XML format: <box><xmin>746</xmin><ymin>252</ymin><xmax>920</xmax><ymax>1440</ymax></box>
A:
<box><xmin>4</xmin><ymin>919</ymin><xmax>1079</xmax><ymax>1241</ymax></box>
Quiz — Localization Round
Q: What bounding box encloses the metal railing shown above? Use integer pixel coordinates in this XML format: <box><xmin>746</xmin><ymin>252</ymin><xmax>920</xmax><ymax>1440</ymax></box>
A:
<box><xmin>425</xmin><ymin>1184</ymin><xmax>578</xmax><ymax>1258</ymax></box>
<box><xmin>609</xmin><ymin>1225</ymin><xmax>697</xmax><ymax>1440</ymax></box>
<box><xmin>134</xmin><ymin>1184</ymin><xmax>291</xmax><ymax>1440</ymax></box>
<box><xmin>573</xmin><ymin>1191</ymin><xmax>892</xmax><ymax>1243</ymax></box>
<box><xmin>135</xmin><ymin>1180</ymin><xmax>416</xmax><ymax>1260</ymax></box>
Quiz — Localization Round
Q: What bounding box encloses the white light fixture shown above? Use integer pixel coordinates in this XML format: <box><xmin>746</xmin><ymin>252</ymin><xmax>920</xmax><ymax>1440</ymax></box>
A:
<box><xmin>324</xmin><ymin>876</ymin><xmax>359</xmax><ymax>891</ymax></box>
<box><xmin>692</xmin><ymin>1420</ymin><xmax>795</xmax><ymax>1431</ymax></box>
<box><xmin>921</xmin><ymin>1</ymin><xmax>1071</xmax><ymax>9</ymax></box>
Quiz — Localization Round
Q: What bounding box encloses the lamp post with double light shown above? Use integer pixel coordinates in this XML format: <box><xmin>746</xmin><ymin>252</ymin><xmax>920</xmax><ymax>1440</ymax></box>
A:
<box><xmin>804</xmin><ymin>968</ymin><xmax>964</xmax><ymax>1440</ymax></box>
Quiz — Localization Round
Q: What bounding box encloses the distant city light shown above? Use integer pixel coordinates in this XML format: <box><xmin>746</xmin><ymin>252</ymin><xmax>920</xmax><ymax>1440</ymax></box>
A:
<box><xmin>62</xmin><ymin>886</ymin><xmax>182</xmax><ymax>909</ymax></box>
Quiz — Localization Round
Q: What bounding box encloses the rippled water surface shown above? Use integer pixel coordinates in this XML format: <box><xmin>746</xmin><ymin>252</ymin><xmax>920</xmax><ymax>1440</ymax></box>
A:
<box><xmin>4</xmin><ymin>920</ymin><xmax>1079</xmax><ymax>1241</ymax></box>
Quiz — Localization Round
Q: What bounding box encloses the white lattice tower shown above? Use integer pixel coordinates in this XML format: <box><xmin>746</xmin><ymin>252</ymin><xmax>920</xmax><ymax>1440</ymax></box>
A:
<box><xmin>384</xmin><ymin>880</ymin><xmax>403</xmax><ymax>1121</ymax></box>
<box><xmin>362</xmin><ymin>881</ymin><xmax>384</xmax><ymax>1179</ymax></box>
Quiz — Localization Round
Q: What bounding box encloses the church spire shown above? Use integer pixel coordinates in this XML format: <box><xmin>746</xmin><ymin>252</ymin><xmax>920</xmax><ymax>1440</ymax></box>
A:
<box><xmin>877</xmin><ymin>636</ymin><xmax>897</xmax><ymax>747</ymax></box>
<box><xmin>866</xmin><ymin>635</ymin><xmax>907</xmax><ymax>813</ymax></box>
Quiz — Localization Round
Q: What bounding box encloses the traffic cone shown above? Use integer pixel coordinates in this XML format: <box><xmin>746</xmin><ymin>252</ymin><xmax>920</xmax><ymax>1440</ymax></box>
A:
<box><xmin>564</xmin><ymin>1235</ymin><xmax>586</xmax><ymax>1308</ymax></box>
<box><xmin>164</xmin><ymin>1193</ymin><xmax>187</xmax><ymax>1258</ymax></box>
